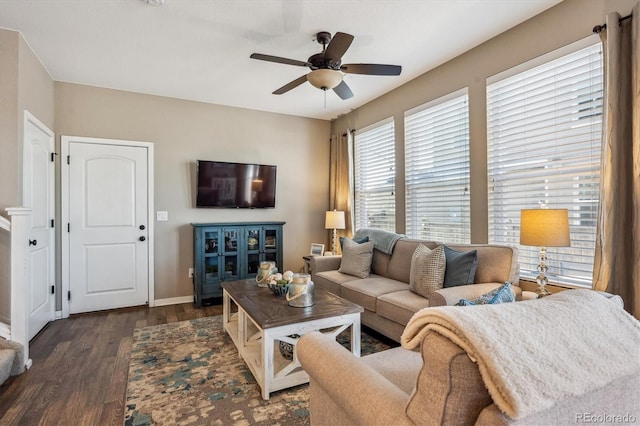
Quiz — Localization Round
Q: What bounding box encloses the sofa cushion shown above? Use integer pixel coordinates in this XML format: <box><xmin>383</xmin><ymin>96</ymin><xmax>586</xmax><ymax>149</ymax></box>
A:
<box><xmin>447</xmin><ymin>244</ymin><xmax>518</xmax><ymax>284</ymax></box>
<box><xmin>384</xmin><ymin>239</ymin><xmax>435</xmax><ymax>283</ymax></box>
<box><xmin>443</xmin><ymin>245</ymin><xmax>478</xmax><ymax>287</ymax></box>
<box><xmin>339</xmin><ymin>239</ymin><xmax>375</xmax><ymax>278</ymax></box>
<box><xmin>314</xmin><ymin>270</ymin><xmax>361</xmax><ymax>295</ymax></box>
<box><xmin>456</xmin><ymin>282</ymin><xmax>515</xmax><ymax>306</ymax></box>
<box><xmin>377</xmin><ymin>290</ymin><xmax>431</xmax><ymax>326</ymax></box>
<box><xmin>406</xmin><ymin>330</ymin><xmax>492</xmax><ymax>425</ymax></box>
<box><xmin>409</xmin><ymin>244</ymin><xmax>446</xmax><ymax>298</ymax></box>
<box><xmin>341</xmin><ymin>277</ymin><xmax>409</xmax><ymax>312</ymax></box>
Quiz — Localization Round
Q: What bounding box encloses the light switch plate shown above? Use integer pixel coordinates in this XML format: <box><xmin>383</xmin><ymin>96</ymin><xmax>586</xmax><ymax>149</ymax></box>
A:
<box><xmin>156</xmin><ymin>211</ymin><xmax>168</xmax><ymax>221</ymax></box>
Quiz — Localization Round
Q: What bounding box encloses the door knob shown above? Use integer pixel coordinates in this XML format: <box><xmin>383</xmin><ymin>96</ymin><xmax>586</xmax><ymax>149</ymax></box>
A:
<box><xmin>29</xmin><ymin>239</ymin><xmax>37</xmax><ymax>247</ymax></box>
<box><xmin>139</xmin><ymin>225</ymin><xmax>145</xmax><ymax>230</ymax></box>
<box><xmin>139</xmin><ymin>236</ymin><xmax>146</xmax><ymax>242</ymax></box>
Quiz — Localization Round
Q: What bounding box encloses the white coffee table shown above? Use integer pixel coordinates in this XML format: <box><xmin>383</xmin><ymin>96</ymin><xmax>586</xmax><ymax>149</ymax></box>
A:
<box><xmin>222</xmin><ymin>280</ymin><xmax>363</xmax><ymax>400</ymax></box>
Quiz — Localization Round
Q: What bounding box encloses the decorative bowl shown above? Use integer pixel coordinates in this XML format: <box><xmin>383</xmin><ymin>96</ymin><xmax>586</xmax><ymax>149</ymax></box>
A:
<box><xmin>267</xmin><ymin>282</ymin><xmax>289</xmax><ymax>296</ymax></box>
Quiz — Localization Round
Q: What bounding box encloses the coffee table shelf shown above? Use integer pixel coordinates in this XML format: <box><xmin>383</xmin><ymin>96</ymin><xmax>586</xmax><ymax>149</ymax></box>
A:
<box><xmin>222</xmin><ymin>280</ymin><xmax>363</xmax><ymax>399</ymax></box>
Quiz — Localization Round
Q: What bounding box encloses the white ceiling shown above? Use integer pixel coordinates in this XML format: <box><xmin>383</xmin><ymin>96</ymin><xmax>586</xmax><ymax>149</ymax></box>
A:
<box><xmin>0</xmin><ymin>0</ymin><xmax>562</xmax><ymax>121</ymax></box>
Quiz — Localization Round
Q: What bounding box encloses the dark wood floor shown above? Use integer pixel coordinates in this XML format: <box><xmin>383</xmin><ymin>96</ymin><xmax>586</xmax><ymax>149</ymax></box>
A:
<box><xmin>0</xmin><ymin>302</ymin><xmax>223</xmax><ymax>426</ymax></box>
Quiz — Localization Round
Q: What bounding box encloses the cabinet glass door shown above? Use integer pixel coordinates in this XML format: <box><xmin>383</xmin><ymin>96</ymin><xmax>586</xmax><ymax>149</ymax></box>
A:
<box><xmin>245</xmin><ymin>227</ymin><xmax>261</xmax><ymax>276</ymax></box>
<box><xmin>222</xmin><ymin>228</ymin><xmax>239</xmax><ymax>279</ymax></box>
<box><xmin>204</xmin><ymin>256</ymin><xmax>220</xmax><ymax>280</ymax></box>
<box><xmin>246</xmin><ymin>227</ymin><xmax>261</xmax><ymax>252</ymax></box>
<box><xmin>204</xmin><ymin>230</ymin><xmax>221</xmax><ymax>280</ymax></box>
<box><xmin>263</xmin><ymin>226</ymin><xmax>280</xmax><ymax>269</ymax></box>
<box><xmin>264</xmin><ymin>228</ymin><xmax>278</xmax><ymax>251</ymax></box>
<box><xmin>204</xmin><ymin>230</ymin><xmax>220</xmax><ymax>255</ymax></box>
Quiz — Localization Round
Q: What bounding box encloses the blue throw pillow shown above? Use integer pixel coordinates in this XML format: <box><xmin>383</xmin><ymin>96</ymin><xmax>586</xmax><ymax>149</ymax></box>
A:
<box><xmin>339</xmin><ymin>236</ymin><xmax>369</xmax><ymax>251</ymax></box>
<box><xmin>443</xmin><ymin>246</ymin><xmax>478</xmax><ymax>288</ymax></box>
<box><xmin>455</xmin><ymin>282</ymin><xmax>515</xmax><ymax>306</ymax></box>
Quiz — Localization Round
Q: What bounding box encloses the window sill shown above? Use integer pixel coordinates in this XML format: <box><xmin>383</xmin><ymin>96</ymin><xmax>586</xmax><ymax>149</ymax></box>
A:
<box><xmin>518</xmin><ymin>278</ymin><xmax>591</xmax><ymax>294</ymax></box>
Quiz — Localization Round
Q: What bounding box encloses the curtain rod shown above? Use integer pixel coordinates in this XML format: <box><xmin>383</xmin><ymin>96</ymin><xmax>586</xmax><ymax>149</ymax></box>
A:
<box><xmin>593</xmin><ymin>13</ymin><xmax>632</xmax><ymax>33</ymax></box>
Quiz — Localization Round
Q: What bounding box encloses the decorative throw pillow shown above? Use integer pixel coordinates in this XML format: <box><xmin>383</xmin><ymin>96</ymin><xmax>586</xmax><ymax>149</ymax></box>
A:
<box><xmin>339</xmin><ymin>235</ymin><xmax>370</xmax><ymax>251</ymax></box>
<box><xmin>443</xmin><ymin>246</ymin><xmax>478</xmax><ymax>288</ymax></box>
<box><xmin>338</xmin><ymin>238</ymin><xmax>374</xmax><ymax>278</ymax></box>
<box><xmin>409</xmin><ymin>244</ymin><xmax>446</xmax><ymax>298</ymax></box>
<box><xmin>456</xmin><ymin>282</ymin><xmax>515</xmax><ymax>306</ymax></box>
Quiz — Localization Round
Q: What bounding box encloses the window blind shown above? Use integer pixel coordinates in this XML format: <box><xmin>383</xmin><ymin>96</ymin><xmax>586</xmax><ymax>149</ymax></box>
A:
<box><xmin>354</xmin><ymin>118</ymin><xmax>395</xmax><ymax>232</ymax></box>
<box><xmin>405</xmin><ymin>90</ymin><xmax>470</xmax><ymax>243</ymax></box>
<box><xmin>487</xmin><ymin>41</ymin><xmax>603</xmax><ymax>287</ymax></box>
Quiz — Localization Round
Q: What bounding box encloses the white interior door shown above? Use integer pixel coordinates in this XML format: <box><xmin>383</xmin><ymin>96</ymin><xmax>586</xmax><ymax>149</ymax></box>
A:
<box><xmin>23</xmin><ymin>111</ymin><xmax>55</xmax><ymax>340</ymax></box>
<box><xmin>63</xmin><ymin>137</ymin><xmax>153</xmax><ymax>314</ymax></box>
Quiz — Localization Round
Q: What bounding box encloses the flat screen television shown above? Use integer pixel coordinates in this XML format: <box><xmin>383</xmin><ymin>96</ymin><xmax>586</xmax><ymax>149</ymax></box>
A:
<box><xmin>196</xmin><ymin>160</ymin><xmax>277</xmax><ymax>208</ymax></box>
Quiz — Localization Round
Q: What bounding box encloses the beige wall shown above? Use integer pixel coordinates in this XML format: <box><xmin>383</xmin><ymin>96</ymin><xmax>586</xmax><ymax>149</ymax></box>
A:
<box><xmin>0</xmin><ymin>29</ymin><xmax>54</xmax><ymax>323</ymax></box>
<box><xmin>0</xmin><ymin>29</ymin><xmax>20</xmax><ymax>211</ymax></box>
<box><xmin>54</xmin><ymin>83</ymin><xmax>331</xmax><ymax>301</ymax></box>
<box><xmin>331</xmin><ymin>0</ymin><xmax>637</xmax><ymax>244</ymax></box>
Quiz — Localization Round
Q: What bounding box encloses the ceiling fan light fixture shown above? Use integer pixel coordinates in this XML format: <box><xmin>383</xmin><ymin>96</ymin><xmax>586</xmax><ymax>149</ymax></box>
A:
<box><xmin>307</xmin><ymin>69</ymin><xmax>343</xmax><ymax>90</ymax></box>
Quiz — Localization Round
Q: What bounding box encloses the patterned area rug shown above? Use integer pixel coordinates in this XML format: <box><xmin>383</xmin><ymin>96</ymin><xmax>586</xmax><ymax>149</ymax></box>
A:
<box><xmin>124</xmin><ymin>315</ymin><xmax>392</xmax><ymax>425</ymax></box>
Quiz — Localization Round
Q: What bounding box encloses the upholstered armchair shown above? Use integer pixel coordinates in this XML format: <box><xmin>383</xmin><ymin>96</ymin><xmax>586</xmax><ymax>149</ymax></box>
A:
<box><xmin>298</xmin><ymin>290</ymin><xmax>640</xmax><ymax>425</ymax></box>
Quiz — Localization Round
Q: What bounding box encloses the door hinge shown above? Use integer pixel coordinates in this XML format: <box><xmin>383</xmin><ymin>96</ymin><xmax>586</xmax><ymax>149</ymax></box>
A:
<box><xmin>67</xmin><ymin>291</ymin><xmax>71</xmax><ymax>301</ymax></box>
<box><xmin>51</xmin><ymin>219</ymin><xmax>55</xmax><ymax>228</ymax></box>
<box><xmin>67</xmin><ymin>223</ymin><xmax>70</xmax><ymax>232</ymax></box>
<box><xmin>67</xmin><ymin>155</ymin><xmax>70</xmax><ymax>165</ymax></box>
<box><xmin>51</xmin><ymin>285</ymin><xmax>55</xmax><ymax>295</ymax></box>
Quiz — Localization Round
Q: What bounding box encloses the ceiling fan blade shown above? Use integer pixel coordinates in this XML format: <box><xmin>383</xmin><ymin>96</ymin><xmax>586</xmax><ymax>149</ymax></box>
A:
<box><xmin>273</xmin><ymin>75</ymin><xmax>308</xmax><ymax>95</ymax></box>
<box><xmin>324</xmin><ymin>32</ymin><xmax>354</xmax><ymax>62</ymax></box>
<box><xmin>333</xmin><ymin>81</ymin><xmax>354</xmax><ymax>100</ymax></box>
<box><xmin>250</xmin><ymin>53</ymin><xmax>309</xmax><ymax>67</ymax></box>
<box><xmin>341</xmin><ymin>63</ymin><xmax>402</xmax><ymax>76</ymax></box>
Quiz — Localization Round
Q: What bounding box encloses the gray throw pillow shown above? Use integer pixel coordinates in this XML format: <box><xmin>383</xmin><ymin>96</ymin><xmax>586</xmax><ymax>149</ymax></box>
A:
<box><xmin>338</xmin><ymin>238</ymin><xmax>374</xmax><ymax>278</ymax></box>
<box><xmin>443</xmin><ymin>246</ymin><xmax>478</xmax><ymax>288</ymax></box>
<box><xmin>409</xmin><ymin>244</ymin><xmax>446</xmax><ymax>298</ymax></box>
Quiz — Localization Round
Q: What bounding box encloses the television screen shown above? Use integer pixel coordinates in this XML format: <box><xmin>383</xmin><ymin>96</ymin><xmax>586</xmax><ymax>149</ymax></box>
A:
<box><xmin>196</xmin><ymin>160</ymin><xmax>277</xmax><ymax>208</ymax></box>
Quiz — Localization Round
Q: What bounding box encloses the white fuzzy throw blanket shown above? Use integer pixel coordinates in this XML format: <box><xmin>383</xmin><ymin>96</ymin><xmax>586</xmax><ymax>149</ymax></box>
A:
<box><xmin>401</xmin><ymin>290</ymin><xmax>640</xmax><ymax>420</ymax></box>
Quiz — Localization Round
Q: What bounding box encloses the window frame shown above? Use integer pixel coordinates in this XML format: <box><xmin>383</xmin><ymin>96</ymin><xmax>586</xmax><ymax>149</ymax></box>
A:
<box><xmin>353</xmin><ymin>117</ymin><xmax>396</xmax><ymax>233</ymax></box>
<box><xmin>404</xmin><ymin>88</ymin><xmax>471</xmax><ymax>243</ymax></box>
<box><xmin>486</xmin><ymin>35</ymin><xmax>603</xmax><ymax>288</ymax></box>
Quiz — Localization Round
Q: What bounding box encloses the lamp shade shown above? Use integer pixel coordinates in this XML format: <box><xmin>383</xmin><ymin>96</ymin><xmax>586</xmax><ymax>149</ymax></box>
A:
<box><xmin>520</xmin><ymin>209</ymin><xmax>571</xmax><ymax>247</ymax></box>
<box><xmin>307</xmin><ymin>69</ymin><xmax>343</xmax><ymax>90</ymax></box>
<box><xmin>325</xmin><ymin>210</ymin><xmax>346</xmax><ymax>230</ymax></box>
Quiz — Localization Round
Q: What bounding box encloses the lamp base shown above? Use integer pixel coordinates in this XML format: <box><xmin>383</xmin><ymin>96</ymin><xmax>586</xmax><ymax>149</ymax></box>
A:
<box><xmin>331</xmin><ymin>228</ymin><xmax>338</xmax><ymax>255</ymax></box>
<box><xmin>535</xmin><ymin>247</ymin><xmax>551</xmax><ymax>298</ymax></box>
<box><xmin>536</xmin><ymin>285</ymin><xmax>551</xmax><ymax>298</ymax></box>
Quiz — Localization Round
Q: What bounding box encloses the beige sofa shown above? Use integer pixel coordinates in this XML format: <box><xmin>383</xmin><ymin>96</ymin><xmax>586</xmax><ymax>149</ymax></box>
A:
<box><xmin>311</xmin><ymin>238</ymin><xmax>520</xmax><ymax>342</ymax></box>
<box><xmin>298</xmin><ymin>290</ymin><xmax>640</xmax><ymax>425</ymax></box>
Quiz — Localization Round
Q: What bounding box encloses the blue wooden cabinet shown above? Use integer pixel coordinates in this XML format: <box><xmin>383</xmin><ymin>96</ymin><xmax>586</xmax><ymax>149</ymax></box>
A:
<box><xmin>191</xmin><ymin>221</ymin><xmax>285</xmax><ymax>307</ymax></box>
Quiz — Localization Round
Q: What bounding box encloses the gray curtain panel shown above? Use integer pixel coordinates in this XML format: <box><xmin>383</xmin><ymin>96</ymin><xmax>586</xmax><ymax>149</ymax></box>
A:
<box><xmin>593</xmin><ymin>4</ymin><xmax>640</xmax><ymax>318</ymax></box>
<box><xmin>329</xmin><ymin>131</ymin><xmax>355</xmax><ymax>252</ymax></box>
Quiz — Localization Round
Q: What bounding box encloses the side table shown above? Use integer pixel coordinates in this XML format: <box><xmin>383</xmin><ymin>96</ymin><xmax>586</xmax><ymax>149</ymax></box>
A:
<box><xmin>302</xmin><ymin>255</ymin><xmax>312</xmax><ymax>274</ymax></box>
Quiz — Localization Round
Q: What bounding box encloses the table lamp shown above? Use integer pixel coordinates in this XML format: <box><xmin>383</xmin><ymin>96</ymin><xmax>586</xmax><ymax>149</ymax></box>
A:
<box><xmin>325</xmin><ymin>210</ymin><xmax>346</xmax><ymax>255</ymax></box>
<box><xmin>520</xmin><ymin>209</ymin><xmax>571</xmax><ymax>298</ymax></box>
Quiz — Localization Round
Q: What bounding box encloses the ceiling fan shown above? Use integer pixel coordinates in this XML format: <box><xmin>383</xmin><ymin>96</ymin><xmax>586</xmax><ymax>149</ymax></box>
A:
<box><xmin>250</xmin><ymin>31</ymin><xmax>402</xmax><ymax>100</ymax></box>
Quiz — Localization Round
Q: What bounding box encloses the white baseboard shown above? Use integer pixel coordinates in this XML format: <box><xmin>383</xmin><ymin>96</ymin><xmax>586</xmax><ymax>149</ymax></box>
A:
<box><xmin>55</xmin><ymin>311</ymin><xmax>63</xmax><ymax>320</ymax></box>
<box><xmin>154</xmin><ymin>296</ymin><xmax>193</xmax><ymax>307</ymax></box>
